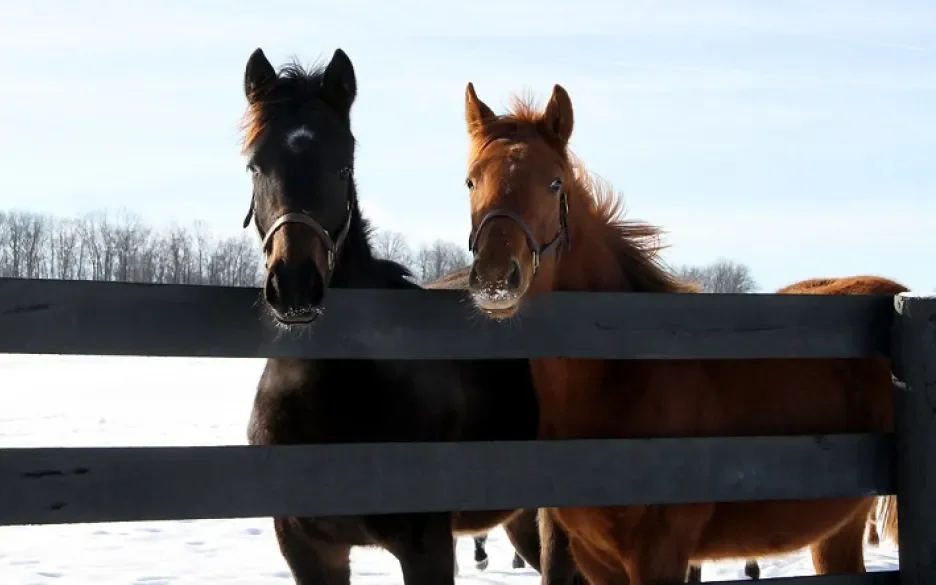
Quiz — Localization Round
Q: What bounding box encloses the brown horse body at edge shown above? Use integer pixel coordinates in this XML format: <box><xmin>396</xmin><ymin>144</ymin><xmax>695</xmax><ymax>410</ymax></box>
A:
<box><xmin>459</xmin><ymin>82</ymin><xmax>900</xmax><ymax>585</ymax></box>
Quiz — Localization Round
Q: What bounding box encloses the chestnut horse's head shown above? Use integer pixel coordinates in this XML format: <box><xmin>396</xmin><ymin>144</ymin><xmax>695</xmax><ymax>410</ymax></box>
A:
<box><xmin>463</xmin><ymin>83</ymin><xmax>575</xmax><ymax>319</ymax></box>
<box><xmin>240</xmin><ymin>47</ymin><xmax>357</xmax><ymax>326</ymax></box>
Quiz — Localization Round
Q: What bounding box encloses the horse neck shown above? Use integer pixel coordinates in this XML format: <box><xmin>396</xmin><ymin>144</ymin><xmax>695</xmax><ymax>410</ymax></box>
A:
<box><xmin>553</xmin><ymin>195</ymin><xmax>675</xmax><ymax>292</ymax></box>
<box><xmin>535</xmin><ymin>193</ymin><xmax>671</xmax><ymax>438</ymax></box>
<box><xmin>552</xmin><ymin>222</ymin><xmax>624</xmax><ymax>292</ymax></box>
<box><xmin>327</xmin><ymin>195</ymin><xmax>413</xmax><ymax>290</ymax></box>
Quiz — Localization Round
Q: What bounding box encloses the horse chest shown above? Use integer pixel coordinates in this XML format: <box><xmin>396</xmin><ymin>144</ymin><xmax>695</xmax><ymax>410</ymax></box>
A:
<box><xmin>531</xmin><ymin>359</ymin><xmax>632</xmax><ymax>439</ymax></box>
<box><xmin>531</xmin><ymin>359</ymin><xmax>716</xmax><ymax>439</ymax></box>
<box><xmin>249</xmin><ymin>360</ymin><xmax>457</xmax><ymax>445</ymax></box>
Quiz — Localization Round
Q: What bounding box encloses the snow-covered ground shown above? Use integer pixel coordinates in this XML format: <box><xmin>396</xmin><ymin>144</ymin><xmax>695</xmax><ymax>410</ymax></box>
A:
<box><xmin>0</xmin><ymin>355</ymin><xmax>898</xmax><ymax>584</ymax></box>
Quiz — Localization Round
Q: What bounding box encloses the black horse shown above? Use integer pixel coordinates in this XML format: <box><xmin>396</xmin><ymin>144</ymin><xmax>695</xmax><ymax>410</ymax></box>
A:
<box><xmin>472</xmin><ymin>534</ymin><xmax>526</xmax><ymax>571</ymax></box>
<box><xmin>239</xmin><ymin>47</ymin><xmax>582</xmax><ymax>585</ymax></box>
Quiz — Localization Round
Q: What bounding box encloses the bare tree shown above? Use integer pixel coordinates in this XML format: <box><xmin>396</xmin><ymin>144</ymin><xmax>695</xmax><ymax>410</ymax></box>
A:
<box><xmin>370</xmin><ymin>229</ymin><xmax>414</xmax><ymax>269</ymax></box>
<box><xmin>0</xmin><ymin>211</ymin><xmax>7</xmax><ymax>276</ymax></box>
<box><xmin>111</xmin><ymin>210</ymin><xmax>154</xmax><ymax>283</ymax></box>
<box><xmin>0</xmin><ymin>210</ymin><xmax>25</xmax><ymax>277</ymax></box>
<box><xmin>675</xmin><ymin>258</ymin><xmax>758</xmax><ymax>293</ymax></box>
<box><xmin>48</xmin><ymin>217</ymin><xmax>82</xmax><ymax>280</ymax></box>
<box><xmin>190</xmin><ymin>220</ymin><xmax>214</xmax><ymax>284</ymax></box>
<box><xmin>0</xmin><ymin>211</ymin><xmax>51</xmax><ymax>278</ymax></box>
<box><xmin>413</xmin><ymin>240</ymin><xmax>471</xmax><ymax>284</ymax></box>
<box><xmin>20</xmin><ymin>212</ymin><xmax>49</xmax><ymax>279</ymax></box>
<box><xmin>208</xmin><ymin>233</ymin><xmax>263</xmax><ymax>287</ymax></box>
<box><xmin>79</xmin><ymin>211</ymin><xmax>118</xmax><ymax>281</ymax></box>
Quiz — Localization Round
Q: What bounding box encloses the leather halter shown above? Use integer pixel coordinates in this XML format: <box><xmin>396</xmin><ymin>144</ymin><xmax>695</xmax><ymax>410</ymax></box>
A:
<box><xmin>242</xmin><ymin>193</ymin><xmax>353</xmax><ymax>284</ymax></box>
<box><xmin>468</xmin><ymin>191</ymin><xmax>570</xmax><ymax>276</ymax></box>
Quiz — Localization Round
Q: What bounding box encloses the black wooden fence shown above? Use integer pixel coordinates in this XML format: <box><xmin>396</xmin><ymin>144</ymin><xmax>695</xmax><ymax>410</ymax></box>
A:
<box><xmin>1</xmin><ymin>277</ymin><xmax>934</xmax><ymax>585</ymax></box>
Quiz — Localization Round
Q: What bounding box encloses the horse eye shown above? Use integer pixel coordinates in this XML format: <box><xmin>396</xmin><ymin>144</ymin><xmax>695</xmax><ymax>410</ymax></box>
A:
<box><xmin>246</xmin><ymin>163</ymin><xmax>259</xmax><ymax>176</ymax></box>
<box><xmin>549</xmin><ymin>178</ymin><xmax>562</xmax><ymax>193</ymax></box>
<box><xmin>339</xmin><ymin>167</ymin><xmax>352</xmax><ymax>180</ymax></box>
<box><xmin>465</xmin><ymin>178</ymin><xmax>474</xmax><ymax>190</ymax></box>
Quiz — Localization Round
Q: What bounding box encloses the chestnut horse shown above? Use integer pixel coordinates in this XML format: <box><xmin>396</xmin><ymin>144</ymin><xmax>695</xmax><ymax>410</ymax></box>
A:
<box><xmin>459</xmin><ymin>82</ymin><xmax>900</xmax><ymax>585</ymax></box>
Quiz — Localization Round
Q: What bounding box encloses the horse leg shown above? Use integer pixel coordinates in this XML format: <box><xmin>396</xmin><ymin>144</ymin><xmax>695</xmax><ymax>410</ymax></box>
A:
<box><xmin>624</xmin><ymin>505</ymin><xmax>710</xmax><ymax>585</ymax></box>
<box><xmin>809</xmin><ymin>507</ymin><xmax>869</xmax><ymax>575</ymax></box>
<box><xmin>540</xmin><ymin>509</ymin><xmax>599</xmax><ymax>585</ymax></box>
<box><xmin>686</xmin><ymin>565</ymin><xmax>702</xmax><ymax>582</ymax></box>
<box><xmin>626</xmin><ymin>548</ymin><xmax>691</xmax><ymax>585</ymax></box>
<box><xmin>474</xmin><ymin>534</ymin><xmax>489</xmax><ymax>570</ymax></box>
<box><xmin>866</xmin><ymin>510</ymin><xmax>880</xmax><ymax>547</ymax></box>
<box><xmin>503</xmin><ymin>508</ymin><xmax>545</xmax><ymax>573</ymax></box>
<box><xmin>386</xmin><ymin>513</ymin><xmax>456</xmax><ymax>585</ymax></box>
<box><xmin>567</xmin><ymin>533</ymin><xmax>631</xmax><ymax>585</ymax></box>
<box><xmin>513</xmin><ymin>551</ymin><xmax>526</xmax><ymax>569</ymax></box>
<box><xmin>744</xmin><ymin>560</ymin><xmax>760</xmax><ymax>580</ymax></box>
<box><xmin>273</xmin><ymin>517</ymin><xmax>352</xmax><ymax>585</ymax></box>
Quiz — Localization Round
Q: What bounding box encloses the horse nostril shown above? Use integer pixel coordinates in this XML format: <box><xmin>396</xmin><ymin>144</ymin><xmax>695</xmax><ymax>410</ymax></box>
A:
<box><xmin>264</xmin><ymin>260</ymin><xmax>323</xmax><ymax>312</ymax></box>
<box><xmin>506</xmin><ymin>258</ymin><xmax>522</xmax><ymax>291</ymax></box>
<box><xmin>468</xmin><ymin>263</ymin><xmax>481</xmax><ymax>289</ymax></box>
<box><xmin>264</xmin><ymin>266</ymin><xmax>281</xmax><ymax>307</ymax></box>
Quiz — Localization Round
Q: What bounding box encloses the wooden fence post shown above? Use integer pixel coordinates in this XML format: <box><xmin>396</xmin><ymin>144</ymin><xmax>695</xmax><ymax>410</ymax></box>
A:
<box><xmin>892</xmin><ymin>293</ymin><xmax>936</xmax><ymax>584</ymax></box>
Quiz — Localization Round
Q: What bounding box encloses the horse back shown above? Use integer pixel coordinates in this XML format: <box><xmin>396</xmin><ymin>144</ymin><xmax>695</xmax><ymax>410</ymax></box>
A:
<box><xmin>777</xmin><ymin>274</ymin><xmax>907</xmax><ymax>296</ymax></box>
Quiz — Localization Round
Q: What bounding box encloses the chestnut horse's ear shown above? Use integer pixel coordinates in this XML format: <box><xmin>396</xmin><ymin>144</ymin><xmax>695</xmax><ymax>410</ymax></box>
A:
<box><xmin>244</xmin><ymin>48</ymin><xmax>277</xmax><ymax>103</ymax></box>
<box><xmin>540</xmin><ymin>84</ymin><xmax>574</xmax><ymax>144</ymax></box>
<box><xmin>321</xmin><ymin>48</ymin><xmax>357</xmax><ymax>113</ymax></box>
<box><xmin>465</xmin><ymin>82</ymin><xmax>497</xmax><ymax>134</ymax></box>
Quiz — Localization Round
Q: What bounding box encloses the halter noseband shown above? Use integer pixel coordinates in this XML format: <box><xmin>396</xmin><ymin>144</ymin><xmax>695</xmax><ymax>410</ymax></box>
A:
<box><xmin>468</xmin><ymin>191</ymin><xmax>570</xmax><ymax>276</ymax></box>
<box><xmin>242</xmin><ymin>195</ymin><xmax>353</xmax><ymax>285</ymax></box>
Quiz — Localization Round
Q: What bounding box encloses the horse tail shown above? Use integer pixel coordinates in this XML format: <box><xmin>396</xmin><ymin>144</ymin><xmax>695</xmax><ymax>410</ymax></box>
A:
<box><xmin>876</xmin><ymin>495</ymin><xmax>899</xmax><ymax>545</ymax></box>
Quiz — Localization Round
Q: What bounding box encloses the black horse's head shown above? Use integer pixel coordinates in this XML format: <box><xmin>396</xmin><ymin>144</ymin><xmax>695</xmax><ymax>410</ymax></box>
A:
<box><xmin>240</xmin><ymin>47</ymin><xmax>357</xmax><ymax>326</ymax></box>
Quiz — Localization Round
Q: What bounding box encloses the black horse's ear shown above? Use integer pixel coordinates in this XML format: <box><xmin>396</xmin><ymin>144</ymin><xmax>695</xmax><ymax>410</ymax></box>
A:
<box><xmin>242</xmin><ymin>200</ymin><xmax>254</xmax><ymax>229</ymax></box>
<box><xmin>244</xmin><ymin>48</ymin><xmax>276</xmax><ymax>103</ymax></box>
<box><xmin>321</xmin><ymin>48</ymin><xmax>357</xmax><ymax>113</ymax></box>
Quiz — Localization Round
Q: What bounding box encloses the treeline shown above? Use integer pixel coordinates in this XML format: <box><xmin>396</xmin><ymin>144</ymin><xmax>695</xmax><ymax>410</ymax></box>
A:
<box><xmin>370</xmin><ymin>230</ymin><xmax>471</xmax><ymax>284</ymax></box>
<box><xmin>674</xmin><ymin>258</ymin><xmax>759</xmax><ymax>293</ymax></box>
<box><xmin>374</xmin><ymin>229</ymin><xmax>760</xmax><ymax>293</ymax></box>
<box><xmin>0</xmin><ymin>210</ymin><xmax>262</xmax><ymax>286</ymax></box>
<box><xmin>0</xmin><ymin>210</ymin><xmax>757</xmax><ymax>291</ymax></box>
<box><xmin>0</xmin><ymin>210</ymin><xmax>473</xmax><ymax>287</ymax></box>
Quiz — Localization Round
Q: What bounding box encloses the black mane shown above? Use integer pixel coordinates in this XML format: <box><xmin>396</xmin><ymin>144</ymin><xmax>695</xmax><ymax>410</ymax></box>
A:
<box><xmin>269</xmin><ymin>61</ymin><xmax>332</xmax><ymax>104</ymax></box>
<box><xmin>342</xmin><ymin>193</ymin><xmax>418</xmax><ymax>289</ymax></box>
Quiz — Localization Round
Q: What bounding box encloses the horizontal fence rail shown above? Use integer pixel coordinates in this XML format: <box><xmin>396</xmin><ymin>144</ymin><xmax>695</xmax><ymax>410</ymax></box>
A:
<box><xmin>0</xmin><ymin>434</ymin><xmax>894</xmax><ymax>526</ymax></box>
<box><xmin>705</xmin><ymin>575</ymin><xmax>898</xmax><ymax>585</ymax></box>
<box><xmin>0</xmin><ymin>278</ymin><xmax>894</xmax><ymax>360</ymax></box>
<box><xmin>3</xmin><ymin>282</ymin><xmax>931</xmax><ymax>585</ymax></box>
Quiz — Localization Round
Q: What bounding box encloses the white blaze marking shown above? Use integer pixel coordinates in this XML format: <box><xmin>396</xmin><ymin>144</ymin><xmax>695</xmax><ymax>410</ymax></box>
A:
<box><xmin>506</xmin><ymin>161</ymin><xmax>516</xmax><ymax>194</ymax></box>
<box><xmin>285</xmin><ymin>125</ymin><xmax>315</xmax><ymax>152</ymax></box>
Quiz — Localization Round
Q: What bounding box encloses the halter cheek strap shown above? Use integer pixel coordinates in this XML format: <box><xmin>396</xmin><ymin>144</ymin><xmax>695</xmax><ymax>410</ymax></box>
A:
<box><xmin>468</xmin><ymin>192</ymin><xmax>570</xmax><ymax>277</ymax></box>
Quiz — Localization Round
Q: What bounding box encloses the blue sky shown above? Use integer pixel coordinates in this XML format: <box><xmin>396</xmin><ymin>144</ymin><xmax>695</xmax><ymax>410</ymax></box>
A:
<box><xmin>1</xmin><ymin>0</ymin><xmax>934</xmax><ymax>291</ymax></box>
